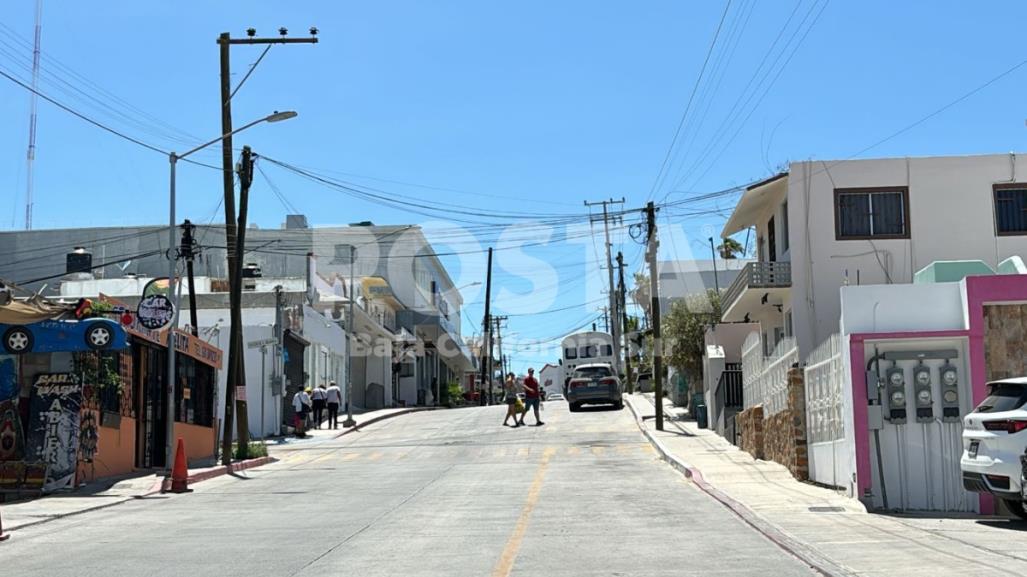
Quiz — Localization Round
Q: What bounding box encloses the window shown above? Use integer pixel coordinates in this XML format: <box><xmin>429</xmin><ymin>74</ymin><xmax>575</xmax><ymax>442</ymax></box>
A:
<box><xmin>974</xmin><ymin>382</ymin><xmax>1027</xmax><ymax>413</ymax></box>
<box><xmin>573</xmin><ymin>365</ymin><xmax>612</xmax><ymax>379</ymax></box>
<box><xmin>834</xmin><ymin>187</ymin><xmax>909</xmax><ymax>240</ymax></box>
<box><xmin>174</xmin><ymin>356</ymin><xmax>214</xmax><ymax>427</ymax></box>
<box><xmin>601</xmin><ymin>345</ymin><xmax>614</xmax><ymax>357</ymax></box>
<box><xmin>578</xmin><ymin>345</ymin><xmax>597</xmax><ymax>358</ymax></box>
<box><xmin>332</xmin><ymin>244</ymin><xmax>354</xmax><ymax>265</ymax></box>
<box><xmin>781</xmin><ymin>201</ymin><xmax>789</xmax><ymax>252</ymax></box>
<box><xmin>564</xmin><ymin>347</ymin><xmax>577</xmax><ymax>360</ymax></box>
<box><xmin>993</xmin><ymin>184</ymin><xmax>1027</xmax><ymax>235</ymax></box>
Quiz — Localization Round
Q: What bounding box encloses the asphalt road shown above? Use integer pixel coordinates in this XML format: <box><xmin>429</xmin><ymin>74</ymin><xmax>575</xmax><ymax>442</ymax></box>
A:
<box><xmin>2</xmin><ymin>401</ymin><xmax>818</xmax><ymax>577</ymax></box>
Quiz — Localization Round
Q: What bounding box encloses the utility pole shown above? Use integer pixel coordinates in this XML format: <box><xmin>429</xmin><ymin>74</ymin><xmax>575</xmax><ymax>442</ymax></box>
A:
<box><xmin>617</xmin><ymin>251</ymin><xmax>632</xmax><ymax>390</ymax></box>
<box><xmin>180</xmin><ymin>220</ymin><xmax>200</xmax><ymax>336</ymax></box>
<box><xmin>232</xmin><ymin>145</ymin><xmax>255</xmax><ymax>454</ymax></box>
<box><xmin>599</xmin><ymin>306</ymin><xmax>610</xmax><ymax>333</ymax></box>
<box><xmin>216</xmin><ymin>29</ymin><xmax>317</xmax><ymax>465</ymax></box>
<box><xmin>493</xmin><ymin>315</ymin><xmax>508</xmax><ymax>379</ymax></box>
<box><xmin>478</xmin><ymin>247</ymin><xmax>493</xmax><ymax>406</ymax></box>
<box><xmin>646</xmin><ymin>202</ymin><xmax>664</xmax><ymax>431</ymax></box>
<box><xmin>585</xmin><ymin>198</ymin><xmax>624</xmax><ymax>375</ymax></box>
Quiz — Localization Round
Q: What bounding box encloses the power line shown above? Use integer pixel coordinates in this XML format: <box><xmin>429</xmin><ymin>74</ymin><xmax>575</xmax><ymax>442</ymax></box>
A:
<box><xmin>647</xmin><ymin>0</ymin><xmax>734</xmax><ymax>201</ymax></box>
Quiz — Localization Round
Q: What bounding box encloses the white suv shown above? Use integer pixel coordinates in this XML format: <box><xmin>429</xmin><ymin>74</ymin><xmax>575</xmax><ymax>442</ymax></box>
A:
<box><xmin>961</xmin><ymin>377</ymin><xmax>1027</xmax><ymax>519</ymax></box>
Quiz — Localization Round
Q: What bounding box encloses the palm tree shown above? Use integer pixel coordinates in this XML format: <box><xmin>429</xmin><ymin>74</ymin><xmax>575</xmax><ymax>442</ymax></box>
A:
<box><xmin>717</xmin><ymin>238</ymin><xmax>744</xmax><ymax>259</ymax></box>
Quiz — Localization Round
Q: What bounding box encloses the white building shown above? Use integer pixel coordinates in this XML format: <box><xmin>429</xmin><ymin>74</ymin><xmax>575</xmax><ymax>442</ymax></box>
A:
<box><xmin>720</xmin><ymin>152</ymin><xmax>1027</xmax><ymax>358</ymax></box>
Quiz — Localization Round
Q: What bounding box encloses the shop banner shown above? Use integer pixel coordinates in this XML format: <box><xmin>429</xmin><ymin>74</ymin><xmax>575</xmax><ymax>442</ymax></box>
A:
<box><xmin>26</xmin><ymin>373</ymin><xmax>82</xmax><ymax>492</ymax></box>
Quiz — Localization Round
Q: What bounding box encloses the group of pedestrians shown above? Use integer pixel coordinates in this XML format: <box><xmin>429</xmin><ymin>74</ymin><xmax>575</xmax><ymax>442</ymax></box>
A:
<box><xmin>291</xmin><ymin>381</ymin><xmax>344</xmax><ymax>438</ymax></box>
<box><xmin>502</xmin><ymin>367</ymin><xmax>545</xmax><ymax>427</ymax></box>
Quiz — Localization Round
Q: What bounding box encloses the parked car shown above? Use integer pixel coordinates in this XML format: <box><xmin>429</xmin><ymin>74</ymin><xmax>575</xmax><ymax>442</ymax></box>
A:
<box><xmin>566</xmin><ymin>363</ymin><xmax>623</xmax><ymax>412</ymax></box>
<box><xmin>1</xmin><ymin>318</ymin><xmax>127</xmax><ymax>355</ymax></box>
<box><xmin>546</xmin><ymin>392</ymin><xmax>565</xmax><ymax>402</ymax></box>
<box><xmin>961</xmin><ymin>377</ymin><xmax>1027</xmax><ymax>519</ymax></box>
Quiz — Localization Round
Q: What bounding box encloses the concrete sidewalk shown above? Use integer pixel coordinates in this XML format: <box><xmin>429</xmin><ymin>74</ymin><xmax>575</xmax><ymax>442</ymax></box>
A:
<box><xmin>626</xmin><ymin>393</ymin><xmax>1027</xmax><ymax>577</ymax></box>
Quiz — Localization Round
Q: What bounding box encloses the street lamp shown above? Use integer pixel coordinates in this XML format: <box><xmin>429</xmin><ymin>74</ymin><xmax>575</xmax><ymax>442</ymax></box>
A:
<box><xmin>455</xmin><ymin>281</ymin><xmax>482</xmax><ymax>291</ymax></box>
<box><xmin>164</xmin><ymin>111</ymin><xmax>297</xmax><ymax>470</ymax></box>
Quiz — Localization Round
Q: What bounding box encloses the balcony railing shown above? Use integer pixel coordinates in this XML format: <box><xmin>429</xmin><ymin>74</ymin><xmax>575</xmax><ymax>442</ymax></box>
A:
<box><xmin>722</xmin><ymin>261</ymin><xmax>791</xmax><ymax>315</ymax></box>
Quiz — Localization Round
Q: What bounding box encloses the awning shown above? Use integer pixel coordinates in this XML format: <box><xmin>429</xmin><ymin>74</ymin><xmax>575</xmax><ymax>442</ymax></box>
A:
<box><xmin>0</xmin><ymin>297</ymin><xmax>69</xmax><ymax>324</ymax></box>
<box><xmin>721</xmin><ymin>172</ymin><xmax>788</xmax><ymax>238</ymax></box>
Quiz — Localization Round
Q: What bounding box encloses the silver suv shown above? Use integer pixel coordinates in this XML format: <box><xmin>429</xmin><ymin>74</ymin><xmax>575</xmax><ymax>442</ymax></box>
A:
<box><xmin>566</xmin><ymin>363</ymin><xmax>623</xmax><ymax>411</ymax></box>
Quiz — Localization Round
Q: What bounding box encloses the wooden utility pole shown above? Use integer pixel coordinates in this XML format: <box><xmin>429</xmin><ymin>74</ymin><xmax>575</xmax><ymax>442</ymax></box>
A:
<box><xmin>645</xmin><ymin>202</ymin><xmax>664</xmax><ymax>431</ymax></box>
<box><xmin>478</xmin><ymin>247</ymin><xmax>493</xmax><ymax>406</ymax></box>
<box><xmin>584</xmin><ymin>198</ymin><xmax>624</xmax><ymax>375</ymax></box>
<box><xmin>617</xmin><ymin>251</ymin><xmax>632</xmax><ymax>390</ymax></box>
<box><xmin>217</xmin><ymin>30</ymin><xmax>317</xmax><ymax>465</ymax></box>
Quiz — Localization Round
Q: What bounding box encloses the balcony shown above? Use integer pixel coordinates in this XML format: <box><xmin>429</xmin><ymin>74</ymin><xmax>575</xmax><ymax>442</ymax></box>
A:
<box><xmin>721</xmin><ymin>261</ymin><xmax>791</xmax><ymax>322</ymax></box>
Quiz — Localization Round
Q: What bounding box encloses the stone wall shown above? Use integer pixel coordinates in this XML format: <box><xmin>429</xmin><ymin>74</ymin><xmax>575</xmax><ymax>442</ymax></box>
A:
<box><xmin>736</xmin><ymin>405</ymin><xmax>764</xmax><ymax>460</ymax></box>
<box><xmin>735</xmin><ymin>367</ymin><xmax>809</xmax><ymax>480</ymax></box>
<box><xmin>763</xmin><ymin>368</ymin><xmax>808</xmax><ymax>480</ymax></box>
<box><xmin>984</xmin><ymin>304</ymin><xmax>1027</xmax><ymax>380</ymax></box>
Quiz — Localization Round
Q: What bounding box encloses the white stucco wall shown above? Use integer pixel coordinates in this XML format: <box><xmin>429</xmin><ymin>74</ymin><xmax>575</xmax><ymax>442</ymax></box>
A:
<box><xmin>839</xmin><ymin>282</ymin><xmax>967</xmax><ymax>335</ymax></box>
<box><xmin>786</xmin><ymin>153</ymin><xmax>1027</xmax><ymax>356</ymax></box>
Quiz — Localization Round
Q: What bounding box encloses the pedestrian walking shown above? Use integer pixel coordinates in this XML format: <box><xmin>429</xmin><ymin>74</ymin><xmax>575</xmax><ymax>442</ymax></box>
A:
<box><xmin>519</xmin><ymin>367</ymin><xmax>544</xmax><ymax>426</ymax></box>
<box><xmin>311</xmin><ymin>384</ymin><xmax>328</xmax><ymax>429</ymax></box>
<box><xmin>502</xmin><ymin>372</ymin><xmax>521</xmax><ymax>427</ymax></box>
<box><xmin>292</xmin><ymin>388</ymin><xmax>312</xmax><ymax>438</ymax></box>
<box><xmin>325</xmin><ymin>381</ymin><xmax>342</xmax><ymax>429</ymax></box>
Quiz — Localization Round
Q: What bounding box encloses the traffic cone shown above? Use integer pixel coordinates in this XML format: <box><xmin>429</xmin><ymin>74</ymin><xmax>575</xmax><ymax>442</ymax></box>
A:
<box><xmin>169</xmin><ymin>437</ymin><xmax>191</xmax><ymax>493</ymax></box>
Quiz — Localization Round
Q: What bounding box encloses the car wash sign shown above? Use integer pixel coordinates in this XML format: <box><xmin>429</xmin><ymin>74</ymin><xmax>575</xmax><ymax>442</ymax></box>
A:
<box><xmin>26</xmin><ymin>373</ymin><xmax>83</xmax><ymax>492</ymax></box>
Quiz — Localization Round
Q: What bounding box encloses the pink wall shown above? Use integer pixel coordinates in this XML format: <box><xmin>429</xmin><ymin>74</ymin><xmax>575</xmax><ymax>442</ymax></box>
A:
<box><xmin>847</xmin><ymin>275</ymin><xmax>1027</xmax><ymax>512</ymax></box>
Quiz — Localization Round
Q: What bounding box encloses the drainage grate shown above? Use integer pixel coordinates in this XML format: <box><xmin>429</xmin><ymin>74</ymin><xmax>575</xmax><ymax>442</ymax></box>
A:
<box><xmin>808</xmin><ymin>506</ymin><xmax>846</xmax><ymax>513</ymax></box>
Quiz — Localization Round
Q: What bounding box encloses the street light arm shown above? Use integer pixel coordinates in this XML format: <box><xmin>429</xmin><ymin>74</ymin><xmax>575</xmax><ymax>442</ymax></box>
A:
<box><xmin>177</xmin><ymin>111</ymin><xmax>297</xmax><ymax>160</ymax></box>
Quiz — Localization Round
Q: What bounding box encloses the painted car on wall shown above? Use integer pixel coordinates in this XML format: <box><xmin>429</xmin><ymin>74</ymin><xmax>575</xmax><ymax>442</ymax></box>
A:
<box><xmin>1</xmin><ymin>318</ymin><xmax>128</xmax><ymax>355</ymax></box>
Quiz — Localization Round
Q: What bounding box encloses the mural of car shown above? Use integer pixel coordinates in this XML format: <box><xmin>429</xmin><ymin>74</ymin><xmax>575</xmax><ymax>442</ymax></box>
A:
<box><xmin>1</xmin><ymin>318</ymin><xmax>128</xmax><ymax>355</ymax></box>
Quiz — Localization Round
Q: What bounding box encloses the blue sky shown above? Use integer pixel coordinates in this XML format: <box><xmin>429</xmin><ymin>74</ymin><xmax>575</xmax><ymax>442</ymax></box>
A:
<box><xmin>2</xmin><ymin>1</ymin><xmax>1027</xmax><ymax>372</ymax></box>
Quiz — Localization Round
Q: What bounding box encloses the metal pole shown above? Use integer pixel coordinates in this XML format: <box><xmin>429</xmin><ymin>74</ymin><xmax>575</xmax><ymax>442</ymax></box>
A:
<box><xmin>709</xmin><ymin>237</ymin><xmax>720</xmax><ymax>293</ymax></box>
<box><xmin>217</xmin><ymin>32</ymin><xmax>237</xmax><ymax>467</ymax></box>
<box><xmin>164</xmin><ymin>153</ymin><xmax>178</xmax><ymax>470</ymax></box>
<box><xmin>260</xmin><ymin>345</ymin><xmax>266</xmax><ymax>439</ymax></box>
<box><xmin>478</xmin><ymin>247</ymin><xmax>493</xmax><ymax>406</ymax></box>
<box><xmin>343</xmin><ymin>245</ymin><xmax>357</xmax><ymax>427</ymax></box>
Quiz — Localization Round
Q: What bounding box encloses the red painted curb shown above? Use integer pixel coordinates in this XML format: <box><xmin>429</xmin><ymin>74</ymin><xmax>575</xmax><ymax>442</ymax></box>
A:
<box><xmin>160</xmin><ymin>456</ymin><xmax>278</xmax><ymax>492</ymax></box>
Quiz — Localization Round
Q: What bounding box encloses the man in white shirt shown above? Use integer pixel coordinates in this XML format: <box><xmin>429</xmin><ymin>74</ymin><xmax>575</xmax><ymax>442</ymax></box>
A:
<box><xmin>325</xmin><ymin>381</ymin><xmax>343</xmax><ymax>429</ymax></box>
<box><xmin>311</xmin><ymin>385</ymin><xmax>328</xmax><ymax>429</ymax></box>
<box><xmin>292</xmin><ymin>388</ymin><xmax>311</xmax><ymax>438</ymax></box>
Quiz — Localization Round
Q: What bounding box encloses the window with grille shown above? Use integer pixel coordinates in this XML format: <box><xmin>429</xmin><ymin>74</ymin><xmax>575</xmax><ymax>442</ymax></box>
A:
<box><xmin>994</xmin><ymin>185</ymin><xmax>1027</xmax><ymax>235</ymax></box>
<box><xmin>834</xmin><ymin>187</ymin><xmax>909</xmax><ymax>240</ymax></box>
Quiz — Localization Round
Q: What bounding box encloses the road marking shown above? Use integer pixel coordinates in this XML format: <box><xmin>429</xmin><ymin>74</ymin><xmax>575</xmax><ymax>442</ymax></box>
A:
<box><xmin>590</xmin><ymin>446</ymin><xmax>605</xmax><ymax>457</ymax></box>
<box><xmin>491</xmin><ymin>447</ymin><xmax>556</xmax><ymax>577</ymax></box>
<box><xmin>516</xmin><ymin>447</ymin><xmax>530</xmax><ymax>458</ymax></box>
<box><xmin>566</xmin><ymin>446</ymin><xmax>581</xmax><ymax>456</ymax></box>
<box><xmin>367</xmin><ymin>451</ymin><xmax>384</xmax><ymax>461</ymax></box>
<box><xmin>341</xmin><ymin>453</ymin><xmax>361</xmax><ymax>461</ymax></box>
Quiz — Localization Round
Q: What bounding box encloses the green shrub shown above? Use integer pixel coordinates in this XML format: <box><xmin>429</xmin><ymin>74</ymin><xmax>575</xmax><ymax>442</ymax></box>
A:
<box><xmin>233</xmin><ymin>440</ymin><xmax>268</xmax><ymax>460</ymax></box>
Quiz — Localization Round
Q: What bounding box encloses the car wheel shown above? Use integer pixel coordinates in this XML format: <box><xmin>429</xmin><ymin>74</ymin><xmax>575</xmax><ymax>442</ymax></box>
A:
<box><xmin>3</xmin><ymin>326</ymin><xmax>33</xmax><ymax>354</ymax></box>
<box><xmin>85</xmin><ymin>324</ymin><xmax>113</xmax><ymax>350</ymax></box>
<box><xmin>613</xmin><ymin>400</ymin><xmax>624</xmax><ymax>410</ymax></box>
<box><xmin>1002</xmin><ymin>498</ymin><xmax>1027</xmax><ymax>521</ymax></box>
<box><xmin>569</xmin><ymin>402</ymin><xmax>580</xmax><ymax>413</ymax></box>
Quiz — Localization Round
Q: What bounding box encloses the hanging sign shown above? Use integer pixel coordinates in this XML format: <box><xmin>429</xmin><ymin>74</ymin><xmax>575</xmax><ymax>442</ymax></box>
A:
<box><xmin>137</xmin><ymin>294</ymin><xmax>174</xmax><ymax>330</ymax></box>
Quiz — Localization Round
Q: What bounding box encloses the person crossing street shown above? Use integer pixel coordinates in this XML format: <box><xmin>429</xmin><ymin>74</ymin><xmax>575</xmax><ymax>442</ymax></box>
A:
<box><xmin>325</xmin><ymin>381</ymin><xmax>343</xmax><ymax>429</ymax></box>
<box><xmin>519</xmin><ymin>367</ymin><xmax>544</xmax><ymax>426</ymax></box>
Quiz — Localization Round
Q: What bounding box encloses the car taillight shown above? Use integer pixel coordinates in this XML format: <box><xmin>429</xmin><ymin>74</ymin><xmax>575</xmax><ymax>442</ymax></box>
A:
<box><xmin>569</xmin><ymin>381</ymin><xmax>584</xmax><ymax>389</ymax></box>
<box><xmin>600</xmin><ymin>378</ymin><xmax>617</xmax><ymax>385</ymax></box>
<box><xmin>983</xmin><ymin>419</ymin><xmax>1027</xmax><ymax>433</ymax></box>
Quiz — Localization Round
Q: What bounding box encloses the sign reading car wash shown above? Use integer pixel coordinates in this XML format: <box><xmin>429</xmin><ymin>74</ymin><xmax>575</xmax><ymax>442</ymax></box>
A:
<box><xmin>136</xmin><ymin>294</ymin><xmax>174</xmax><ymax>330</ymax></box>
<box><xmin>99</xmin><ymin>294</ymin><xmax>222</xmax><ymax>370</ymax></box>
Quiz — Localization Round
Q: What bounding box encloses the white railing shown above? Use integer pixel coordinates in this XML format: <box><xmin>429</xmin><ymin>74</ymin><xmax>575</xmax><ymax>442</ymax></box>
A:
<box><xmin>804</xmin><ymin>333</ymin><xmax>844</xmax><ymax>444</ymax></box>
<box><xmin>741</xmin><ymin>332</ymin><xmax>798</xmax><ymax>416</ymax></box>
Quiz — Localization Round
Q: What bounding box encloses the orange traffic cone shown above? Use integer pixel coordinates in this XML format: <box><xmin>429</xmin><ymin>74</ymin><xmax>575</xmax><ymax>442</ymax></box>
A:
<box><xmin>169</xmin><ymin>437</ymin><xmax>191</xmax><ymax>493</ymax></box>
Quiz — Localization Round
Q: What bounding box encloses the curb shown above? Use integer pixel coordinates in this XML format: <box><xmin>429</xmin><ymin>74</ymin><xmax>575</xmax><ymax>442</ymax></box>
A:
<box><xmin>331</xmin><ymin>407</ymin><xmax>437</xmax><ymax>439</ymax></box>
<box><xmin>4</xmin><ymin>456</ymin><xmax>279</xmax><ymax>536</ymax></box>
<box><xmin>159</xmin><ymin>455</ymin><xmax>279</xmax><ymax>492</ymax></box>
<box><xmin>624</xmin><ymin>396</ymin><xmax>855</xmax><ymax>577</ymax></box>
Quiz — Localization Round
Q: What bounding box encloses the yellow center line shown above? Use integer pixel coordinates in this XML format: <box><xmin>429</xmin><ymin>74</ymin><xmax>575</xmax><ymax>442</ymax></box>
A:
<box><xmin>491</xmin><ymin>447</ymin><xmax>556</xmax><ymax>577</ymax></box>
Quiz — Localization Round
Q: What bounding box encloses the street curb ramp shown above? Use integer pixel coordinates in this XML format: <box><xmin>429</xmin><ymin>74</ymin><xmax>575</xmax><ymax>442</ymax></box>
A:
<box><xmin>624</xmin><ymin>395</ymin><xmax>856</xmax><ymax>577</ymax></box>
<box><xmin>331</xmin><ymin>406</ymin><xmax>439</xmax><ymax>439</ymax></box>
